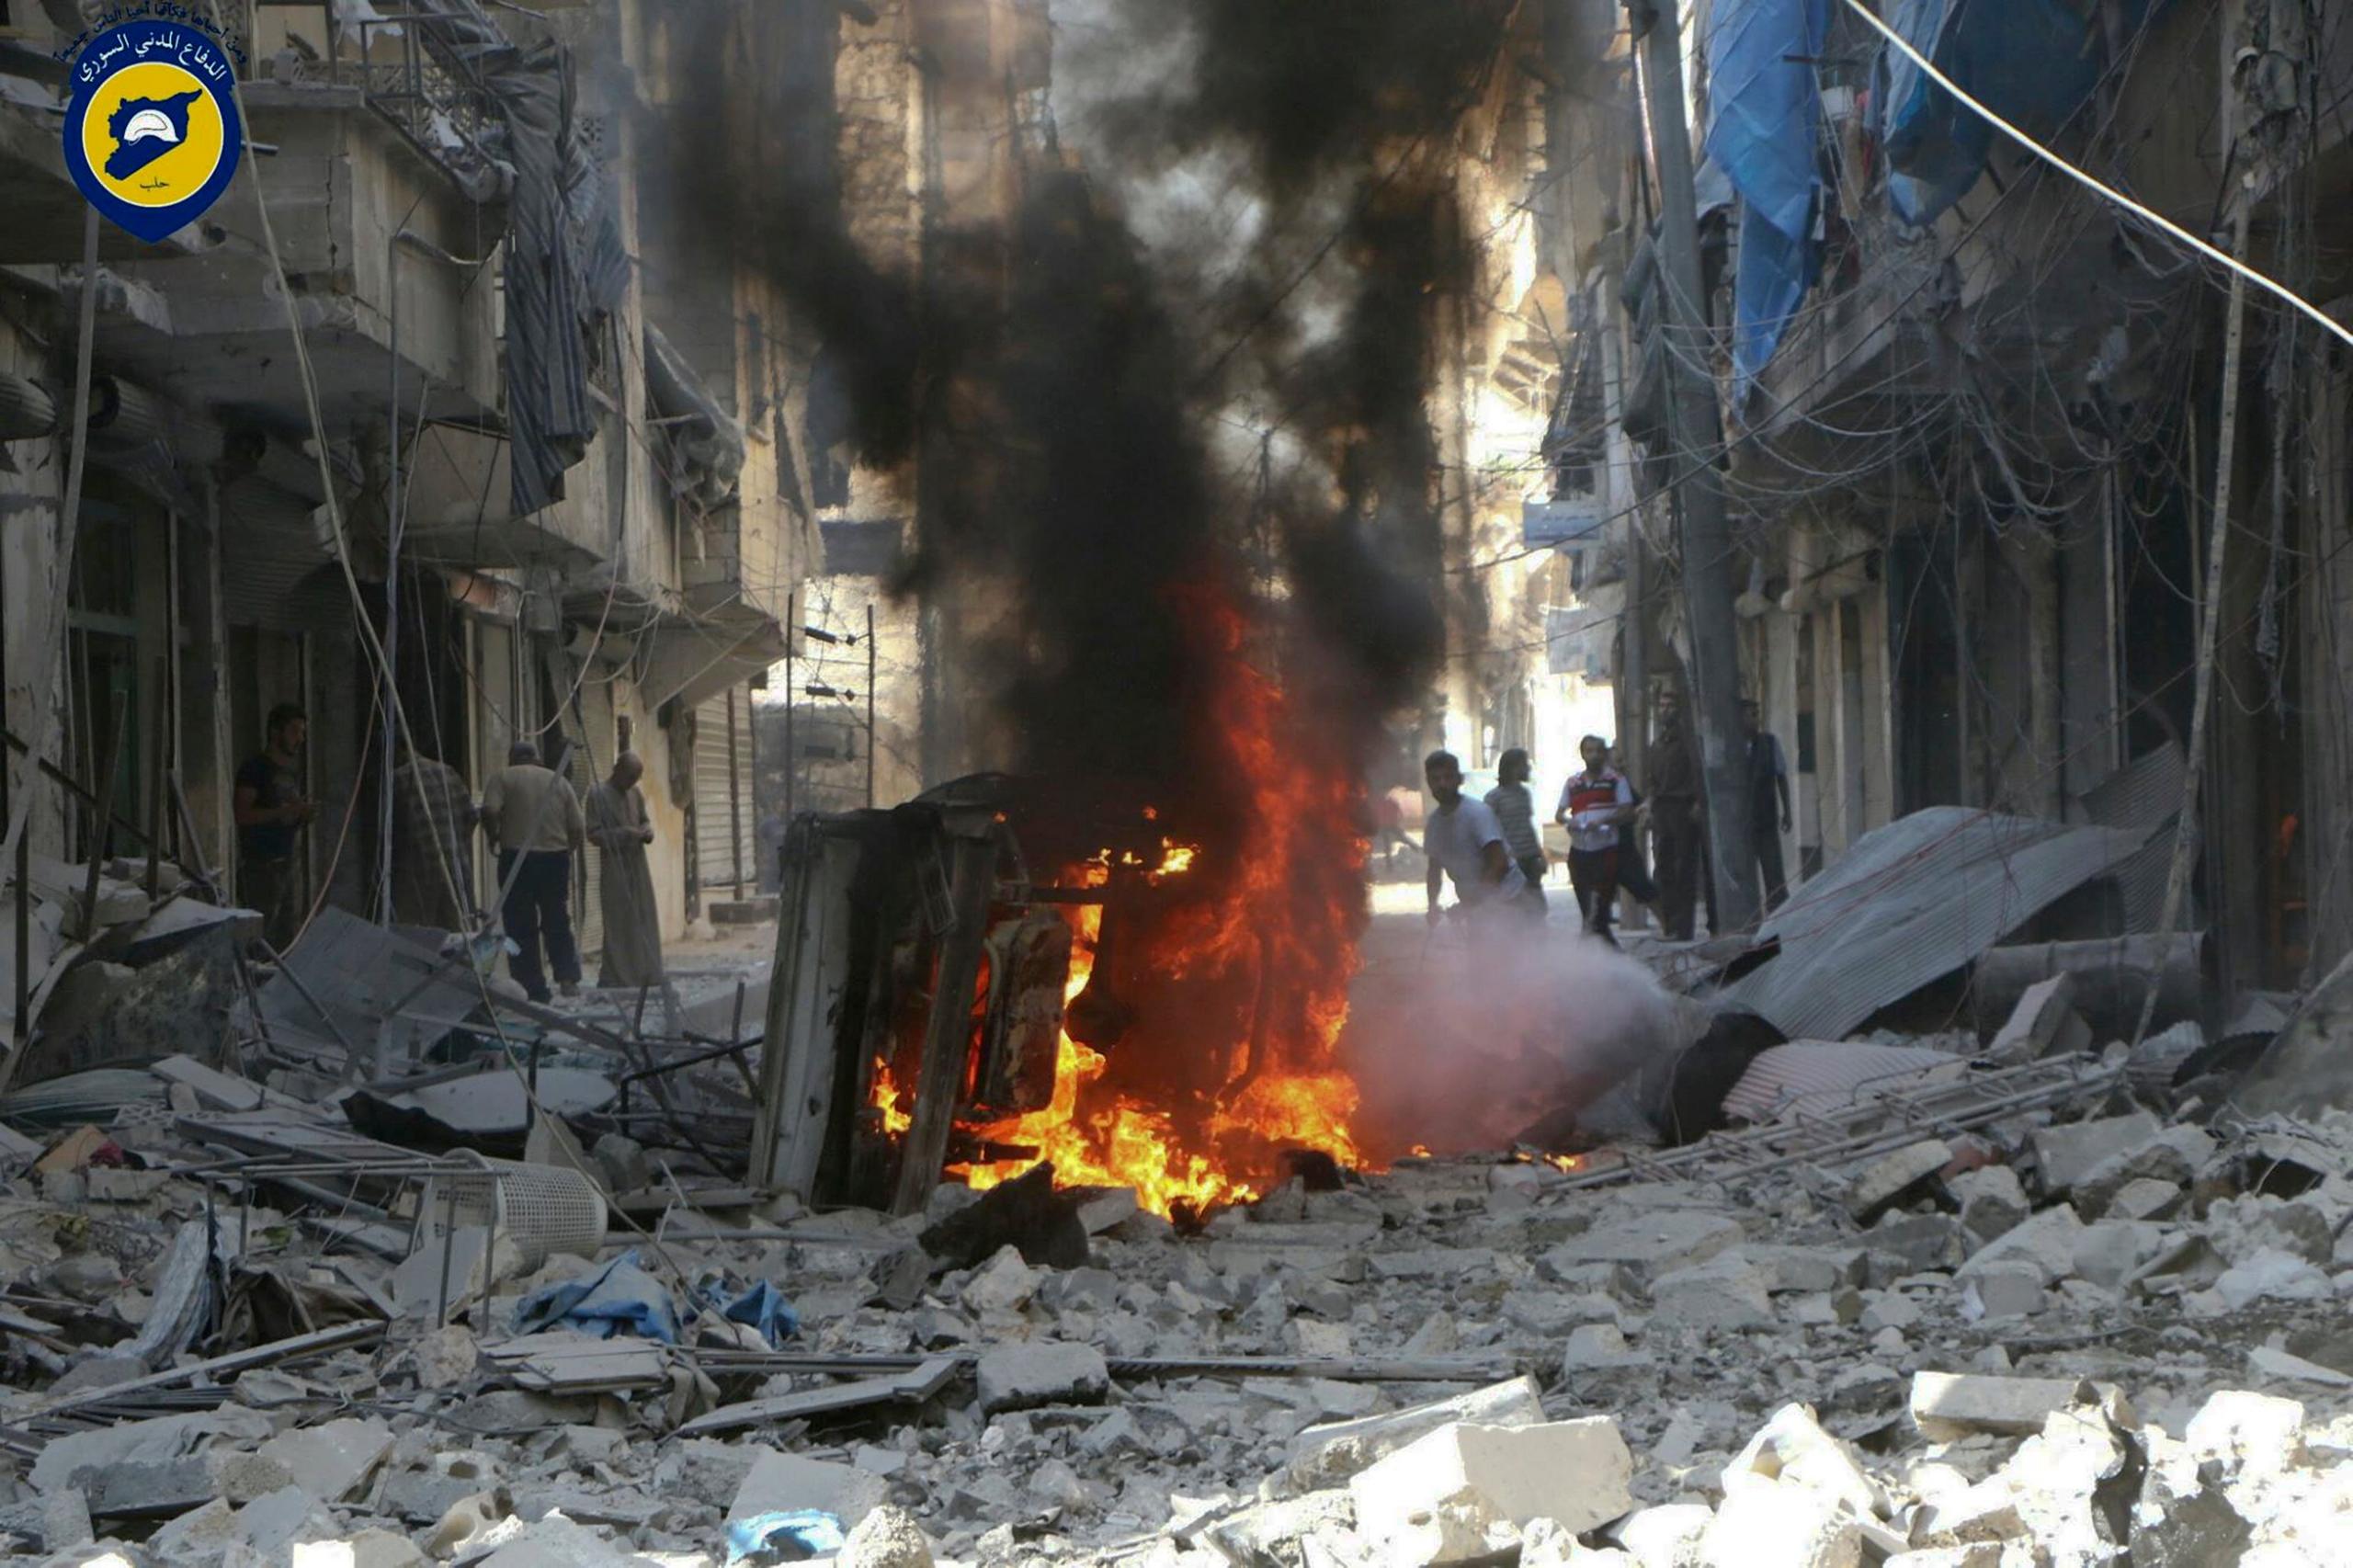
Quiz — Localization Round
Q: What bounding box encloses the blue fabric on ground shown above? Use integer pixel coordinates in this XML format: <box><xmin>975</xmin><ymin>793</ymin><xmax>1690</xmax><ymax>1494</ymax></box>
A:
<box><xmin>510</xmin><ymin>1249</ymin><xmax>683</xmax><ymax>1343</ymax></box>
<box><xmin>707</xmin><ymin>1278</ymin><xmax>801</xmax><ymax>1347</ymax></box>
<box><xmin>1702</xmin><ymin>0</ymin><xmax>1831</xmax><ymax>402</ymax></box>
<box><xmin>726</xmin><ymin>1510</ymin><xmax>845</xmax><ymax>1564</ymax></box>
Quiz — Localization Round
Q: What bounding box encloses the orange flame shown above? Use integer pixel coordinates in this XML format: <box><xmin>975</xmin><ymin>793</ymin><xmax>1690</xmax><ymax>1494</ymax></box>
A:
<box><xmin>871</xmin><ymin>1059</ymin><xmax>912</xmax><ymax>1138</ymax></box>
<box><xmin>933</xmin><ymin>584</ymin><xmax>1370</xmax><ymax>1219</ymax></box>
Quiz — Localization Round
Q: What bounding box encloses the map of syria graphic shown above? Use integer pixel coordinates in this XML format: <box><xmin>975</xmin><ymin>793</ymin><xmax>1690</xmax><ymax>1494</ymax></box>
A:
<box><xmin>104</xmin><ymin>88</ymin><xmax>202</xmax><ymax>181</ymax></box>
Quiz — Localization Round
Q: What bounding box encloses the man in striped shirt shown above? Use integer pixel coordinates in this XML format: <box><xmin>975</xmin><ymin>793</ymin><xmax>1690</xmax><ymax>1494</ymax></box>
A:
<box><xmin>1554</xmin><ymin>734</ymin><xmax>1636</xmax><ymax>945</ymax></box>
<box><xmin>1483</xmin><ymin>747</ymin><xmax>1549</xmax><ymax>913</ymax></box>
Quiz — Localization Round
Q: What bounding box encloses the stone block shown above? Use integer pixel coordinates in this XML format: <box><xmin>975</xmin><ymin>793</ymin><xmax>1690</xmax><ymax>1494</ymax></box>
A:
<box><xmin>2105</xmin><ymin>1177</ymin><xmax>2181</xmax><ymax>1221</ymax></box>
<box><xmin>256</xmin><ymin>1416</ymin><xmax>394</xmax><ymax>1504</ymax></box>
<box><xmin>1282</xmin><ymin>1318</ymin><xmax>1351</xmax><ymax>1358</ymax></box>
<box><xmin>839</xmin><ymin>1504</ymin><xmax>935</xmax><ymax>1568</ymax></box>
<box><xmin>1349</xmin><ymin>1418</ymin><xmax>1634</xmax><ymax>1549</ymax></box>
<box><xmin>1699</xmin><ymin>1480</ymin><xmax>1862</xmax><ymax>1568</ymax></box>
<box><xmin>1960</xmin><ymin>1262</ymin><xmax>2044</xmax><ymax>1321</ymax></box>
<box><xmin>974</xmin><ymin>1340</ymin><xmax>1110</xmax><ymax>1414</ymax></box>
<box><xmin>959</xmin><ymin>1245</ymin><xmax>1040</xmax><ymax>1315</ymax></box>
<box><xmin>1984</xmin><ymin>974</ymin><xmax>2089</xmax><ymax>1065</ymax></box>
<box><xmin>1868</xmin><ymin>1213</ymin><xmax>1966</xmax><ymax>1274</ymax></box>
<box><xmin>1948</xmin><ymin>1167</ymin><xmax>2027</xmax><ymax>1245</ymax></box>
<box><xmin>2214</xmin><ymin>1249</ymin><xmax>2334</xmax><ymax>1311</ymax></box>
<box><xmin>2184</xmin><ymin>1390</ymin><xmax>2306</xmax><ymax>1476</ymax></box>
<box><xmin>1540</xmin><ymin>1211</ymin><xmax>1745</xmax><ymax>1284</ymax></box>
<box><xmin>1910</xmin><ymin>1373</ymin><xmax>2088</xmax><ymax>1440</ymax></box>
<box><xmin>1847</xmin><ymin>1141</ymin><xmax>1953</xmax><ymax>1223</ymax></box>
<box><xmin>728</xmin><ymin>1448</ymin><xmax>887</xmax><ymax>1531</ymax></box>
<box><xmin>1287</xmin><ymin>1376</ymin><xmax>1546</xmax><ymax>1492</ymax></box>
<box><xmin>1651</xmin><ymin>1253</ymin><xmax>1776</xmax><ymax>1331</ymax></box>
<box><xmin>1561</xmin><ymin>1323</ymin><xmax>1649</xmax><ymax>1370</ymax></box>
<box><xmin>1723</xmin><ymin>1404</ymin><xmax>1881</xmax><ymax>1518</ymax></box>
<box><xmin>1614</xmin><ymin>1502</ymin><xmax>1713</xmax><ymax>1567</ymax></box>
<box><xmin>1956</xmin><ymin>1205</ymin><xmax>2084</xmax><ymax>1286</ymax></box>
<box><xmin>1909</xmin><ymin>1478</ymin><xmax>2029</xmax><ymax>1547</ymax></box>
<box><xmin>1746</xmin><ymin>1246</ymin><xmax>1869</xmax><ymax>1293</ymax></box>
<box><xmin>2032</xmin><ymin>1112</ymin><xmax>2163</xmax><ymax>1195</ymax></box>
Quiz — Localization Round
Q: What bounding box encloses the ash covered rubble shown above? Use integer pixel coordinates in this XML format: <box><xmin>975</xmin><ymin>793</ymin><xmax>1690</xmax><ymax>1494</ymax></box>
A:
<box><xmin>6</xmin><ymin>941</ymin><xmax>2353</xmax><ymax>1568</ymax></box>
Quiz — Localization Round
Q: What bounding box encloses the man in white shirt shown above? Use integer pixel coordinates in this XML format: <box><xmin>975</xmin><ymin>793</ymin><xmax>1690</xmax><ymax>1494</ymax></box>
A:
<box><xmin>1423</xmin><ymin>749</ymin><xmax>1529</xmax><ymax>929</ymax></box>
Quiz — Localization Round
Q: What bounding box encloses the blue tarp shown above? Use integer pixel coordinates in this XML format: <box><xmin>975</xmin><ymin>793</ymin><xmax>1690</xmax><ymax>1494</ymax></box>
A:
<box><xmin>511</xmin><ymin>1249</ymin><xmax>801</xmax><ymax>1346</ymax></box>
<box><xmin>727</xmin><ymin>1510</ymin><xmax>846</xmax><ymax>1565</ymax></box>
<box><xmin>1703</xmin><ymin>0</ymin><xmax>1831</xmax><ymax>403</ymax></box>
<box><xmin>1879</xmin><ymin>0</ymin><xmax>2163</xmax><ymax>226</ymax></box>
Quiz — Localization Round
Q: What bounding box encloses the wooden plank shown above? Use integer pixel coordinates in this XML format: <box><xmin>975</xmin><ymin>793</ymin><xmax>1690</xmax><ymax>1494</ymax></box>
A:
<box><xmin>891</xmin><ymin>830</ymin><xmax>998</xmax><ymax>1216</ymax></box>
<box><xmin>674</xmin><ymin>1354</ymin><xmax>961</xmax><ymax>1437</ymax></box>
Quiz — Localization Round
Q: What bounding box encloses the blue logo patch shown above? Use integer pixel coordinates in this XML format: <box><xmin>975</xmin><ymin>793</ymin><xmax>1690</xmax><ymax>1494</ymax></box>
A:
<box><xmin>63</xmin><ymin>19</ymin><xmax>243</xmax><ymax>244</ymax></box>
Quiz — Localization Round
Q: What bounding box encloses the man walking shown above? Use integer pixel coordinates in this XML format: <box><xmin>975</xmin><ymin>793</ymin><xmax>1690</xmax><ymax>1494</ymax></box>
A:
<box><xmin>1646</xmin><ymin>687</ymin><xmax>1707</xmax><ymax>941</ymax></box>
<box><xmin>1483</xmin><ymin>747</ymin><xmax>1549</xmax><ymax>912</ymax></box>
<box><xmin>1742</xmin><ymin>699</ymin><xmax>1792</xmax><ymax>912</ymax></box>
<box><xmin>1424</xmin><ymin>750</ymin><xmax>1529</xmax><ymax>934</ymax></box>
<box><xmin>585</xmin><ymin>751</ymin><xmax>664</xmax><ymax>990</ymax></box>
<box><xmin>1555</xmin><ymin>734</ymin><xmax>1636</xmax><ymax>944</ymax></box>
<box><xmin>391</xmin><ymin>738</ymin><xmax>477</xmax><ymax>931</ymax></box>
<box><xmin>481</xmin><ymin>738</ymin><xmax>585</xmax><ymax>1002</ymax></box>
<box><xmin>233</xmin><ymin>703</ymin><xmax>313</xmax><ymax>950</ymax></box>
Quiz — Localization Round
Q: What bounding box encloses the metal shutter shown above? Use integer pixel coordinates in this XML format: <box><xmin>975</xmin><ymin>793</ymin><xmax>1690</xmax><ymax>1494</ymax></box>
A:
<box><xmin>692</xmin><ymin>687</ymin><xmax>755</xmax><ymax>905</ymax></box>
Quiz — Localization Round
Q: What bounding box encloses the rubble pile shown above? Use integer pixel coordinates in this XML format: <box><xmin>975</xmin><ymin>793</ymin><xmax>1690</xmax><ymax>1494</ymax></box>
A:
<box><xmin>2</xmin><ymin>1015</ymin><xmax>2352</xmax><ymax>1568</ymax></box>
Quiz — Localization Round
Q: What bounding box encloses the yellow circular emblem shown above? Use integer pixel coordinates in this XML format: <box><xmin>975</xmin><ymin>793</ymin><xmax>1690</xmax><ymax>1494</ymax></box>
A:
<box><xmin>79</xmin><ymin>60</ymin><xmax>226</xmax><ymax>210</ymax></box>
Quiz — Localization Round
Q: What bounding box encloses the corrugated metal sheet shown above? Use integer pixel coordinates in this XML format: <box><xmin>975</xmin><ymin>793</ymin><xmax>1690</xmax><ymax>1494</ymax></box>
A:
<box><xmin>1721</xmin><ymin>807</ymin><xmax>2147</xmax><ymax>1040</ymax></box>
<box><xmin>2081</xmin><ymin>744</ymin><xmax>2188</xmax><ymax>933</ymax></box>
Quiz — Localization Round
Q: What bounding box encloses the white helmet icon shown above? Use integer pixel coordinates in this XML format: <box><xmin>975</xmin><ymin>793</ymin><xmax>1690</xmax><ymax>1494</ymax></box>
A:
<box><xmin>121</xmin><ymin>108</ymin><xmax>182</xmax><ymax>144</ymax></box>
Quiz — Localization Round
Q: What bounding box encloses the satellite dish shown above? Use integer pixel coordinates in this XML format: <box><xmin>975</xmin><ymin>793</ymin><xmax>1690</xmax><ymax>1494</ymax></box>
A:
<box><xmin>121</xmin><ymin>108</ymin><xmax>182</xmax><ymax>145</ymax></box>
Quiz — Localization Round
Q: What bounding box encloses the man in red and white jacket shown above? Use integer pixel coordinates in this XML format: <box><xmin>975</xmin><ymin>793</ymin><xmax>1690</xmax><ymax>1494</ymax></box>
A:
<box><xmin>1554</xmin><ymin>734</ymin><xmax>1637</xmax><ymax>945</ymax></box>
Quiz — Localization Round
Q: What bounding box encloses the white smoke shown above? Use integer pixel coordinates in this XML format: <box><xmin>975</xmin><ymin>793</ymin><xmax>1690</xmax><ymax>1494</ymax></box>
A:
<box><xmin>1341</xmin><ymin>918</ymin><xmax>1688</xmax><ymax>1156</ymax></box>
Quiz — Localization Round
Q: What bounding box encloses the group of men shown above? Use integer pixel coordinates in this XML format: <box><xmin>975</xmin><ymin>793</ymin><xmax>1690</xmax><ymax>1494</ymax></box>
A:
<box><xmin>1420</xmin><ymin>688</ymin><xmax>1791</xmax><ymax>946</ymax></box>
<box><xmin>232</xmin><ymin>706</ymin><xmax>667</xmax><ymax>1003</ymax></box>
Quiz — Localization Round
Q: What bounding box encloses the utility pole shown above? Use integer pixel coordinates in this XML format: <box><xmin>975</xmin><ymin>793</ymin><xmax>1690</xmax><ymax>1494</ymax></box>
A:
<box><xmin>1631</xmin><ymin>0</ymin><xmax>1757</xmax><ymax>934</ymax></box>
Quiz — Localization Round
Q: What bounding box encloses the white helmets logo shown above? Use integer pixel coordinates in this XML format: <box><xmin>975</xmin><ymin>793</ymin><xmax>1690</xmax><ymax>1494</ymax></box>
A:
<box><xmin>120</xmin><ymin>107</ymin><xmax>182</xmax><ymax>145</ymax></box>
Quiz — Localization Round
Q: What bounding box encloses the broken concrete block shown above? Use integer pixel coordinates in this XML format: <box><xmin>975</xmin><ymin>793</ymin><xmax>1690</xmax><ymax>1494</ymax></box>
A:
<box><xmin>1909</xmin><ymin>1477</ymin><xmax>2029</xmax><ymax>1549</ymax></box>
<box><xmin>1984</xmin><ymin>973</ymin><xmax>2090</xmax><ymax>1065</ymax></box>
<box><xmin>729</xmin><ymin>1448</ymin><xmax>887</xmax><ymax>1531</ymax></box>
<box><xmin>256</xmin><ymin>1417</ymin><xmax>394</xmax><ymax>1504</ymax></box>
<box><xmin>2185</xmin><ymin>1390</ymin><xmax>2306</xmax><ymax>1476</ymax></box>
<box><xmin>1286</xmin><ymin>1377</ymin><xmax>1546</xmax><ymax>1491</ymax></box>
<box><xmin>1540</xmin><ymin>1210</ymin><xmax>1745</xmax><ymax>1284</ymax></box>
<box><xmin>1613</xmin><ymin>1502</ymin><xmax>1713</xmax><ymax>1566</ymax></box>
<box><xmin>1956</xmin><ymin>1204</ymin><xmax>2084</xmax><ymax>1285</ymax></box>
<box><xmin>1349</xmin><ymin>1418</ymin><xmax>1634</xmax><ymax>1546</ymax></box>
<box><xmin>2214</xmin><ymin>1249</ymin><xmax>2334</xmax><ymax>1311</ymax></box>
<box><xmin>1867</xmin><ymin>1212</ymin><xmax>1966</xmax><ymax>1274</ymax></box>
<box><xmin>1074</xmin><ymin>1187</ymin><xmax>1140</xmax><ymax>1235</ymax></box>
<box><xmin>2074</xmin><ymin>1124</ymin><xmax>2216</xmax><ymax>1218</ymax></box>
<box><xmin>2067</xmin><ymin>1220</ymin><xmax>2168</xmax><ymax>1290</ymax></box>
<box><xmin>1959</xmin><ymin>1263</ymin><xmax>2043</xmax><ymax>1321</ymax></box>
<box><xmin>40</xmin><ymin>1490</ymin><xmax>93</xmax><ymax>1554</ymax></box>
<box><xmin>1948</xmin><ymin>1166</ymin><xmax>2027</xmax><ymax>1246</ymax></box>
<box><xmin>2032</xmin><ymin>1111</ymin><xmax>2163</xmax><ymax>1195</ymax></box>
<box><xmin>1910</xmin><ymin>1373</ymin><xmax>2090</xmax><ymax>1440</ymax></box>
<box><xmin>838</xmin><ymin>1504</ymin><xmax>935</xmax><ymax>1568</ymax></box>
<box><xmin>1860</xmin><ymin>1290</ymin><xmax>1920</xmax><ymax>1333</ymax></box>
<box><xmin>1699</xmin><ymin>1479</ymin><xmax>1863</xmax><ymax>1568</ymax></box>
<box><xmin>974</xmin><ymin>1341</ymin><xmax>1110</xmax><ymax>1414</ymax></box>
<box><xmin>959</xmin><ymin>1245</ymin><xmax>1040</xmax><ymax>1316</ymax></box>
<box><xmin>1370</xmin><ymin>1246</ymin><xmax>1501</xmax><ymax>1280</ymax></box>
<box><xmin>1848</xmin><ymin>1141</ymin><xmax>1953</xmax><ymax>1223</ymax></box>
<box><xmin>1746</xmin><ymin>1245</ymin><xmax>1869</xmax><ymax>1293</ymax></box>
<box><xmin>1723</xmin><ymin>1404</ymin><xmax>1882</xmax><ymax>1520</ymax></box>
<box><xmin>1282</xmin><ymin>1317</ymin><xmax>1351</xmax><ymax>1358</ymax></box>
<box><xmin>423</xmin><ymin>1491</ymin><xmax>510</xmax><ymax>1557</ymax></box>
<box><xmin>1562</xmin><ymin>1323</ymin><xmax>1649</xmax><ymax>1370</ymax></box>
<box><xmin>206</xmin><ymin>1448</ymin><xmax>297</xmax><ymax>1506</ymax></box>
<box><xmin>2104</xmin><ymin>1176</ymin><xmax>2181</xmax><ymax>1221</ymax></box>
<box><xmin>1650</xmin><ymin>1253</ymin><xmax>1776</xmax><ymax>1331</ymax></box>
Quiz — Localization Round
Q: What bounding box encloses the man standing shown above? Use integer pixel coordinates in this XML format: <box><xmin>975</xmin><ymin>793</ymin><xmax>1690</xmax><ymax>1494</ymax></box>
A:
<box><xmin>585</xmin><ymin>751</ymin><xmax>664</xmax><ymax>990</ymax></box>
<box><xmin>1483</xmin><ymin>747</ymin><xmax>1548</xmax><ymax>911</ymax></box>
<box><xmin>391</xmin><ymin>738</ymin><xmax>476</xmax><ymax>932</ymax></box>
<box><xmin>1555</xmin><ymin>735</ymin><xmax>1636</xmax><ymax>944</ymax></box>
<box><xmin>481</xmin><ymin>738</ymin><xmax>585</xmax><ymax>1002</ymax></box>
<box><xmin>1742</xmin><ymin>699</ymin><xmax>1792</xmax><ymax>912</ymax></box>
<box><xmin>1423</xmin><ymin>749</ymin><xmax>1528</xmax><ymax>929</ymax></box>
<box><xmin>233</xmin><ymin>704</ymin><xmax>313</xmax><ymax>950</ymax></box>
<box><xmin>1646</xmin><ymin>687</ymin><xmax>1707</xmax><ymax>942</ymax></box>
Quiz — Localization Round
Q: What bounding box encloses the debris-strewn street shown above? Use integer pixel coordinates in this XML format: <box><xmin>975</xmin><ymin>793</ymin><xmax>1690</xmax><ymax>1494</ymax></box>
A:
<box><xmin>8</xmin><ymin>0</ymin><xmax>2353</xmax><ymax>1563</ymax></box>
<box><xmin>4</xmin><ymin>891</ymin><xmax>2353</xmax><ymax>1567</ymax></box>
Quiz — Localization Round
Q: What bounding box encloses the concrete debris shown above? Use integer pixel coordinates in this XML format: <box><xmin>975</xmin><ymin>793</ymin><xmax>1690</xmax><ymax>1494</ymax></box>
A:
<box><xmin>4</xmin><ymin>937</ymin><xmax>2353</xmax><ymax>1568</ymax></box>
